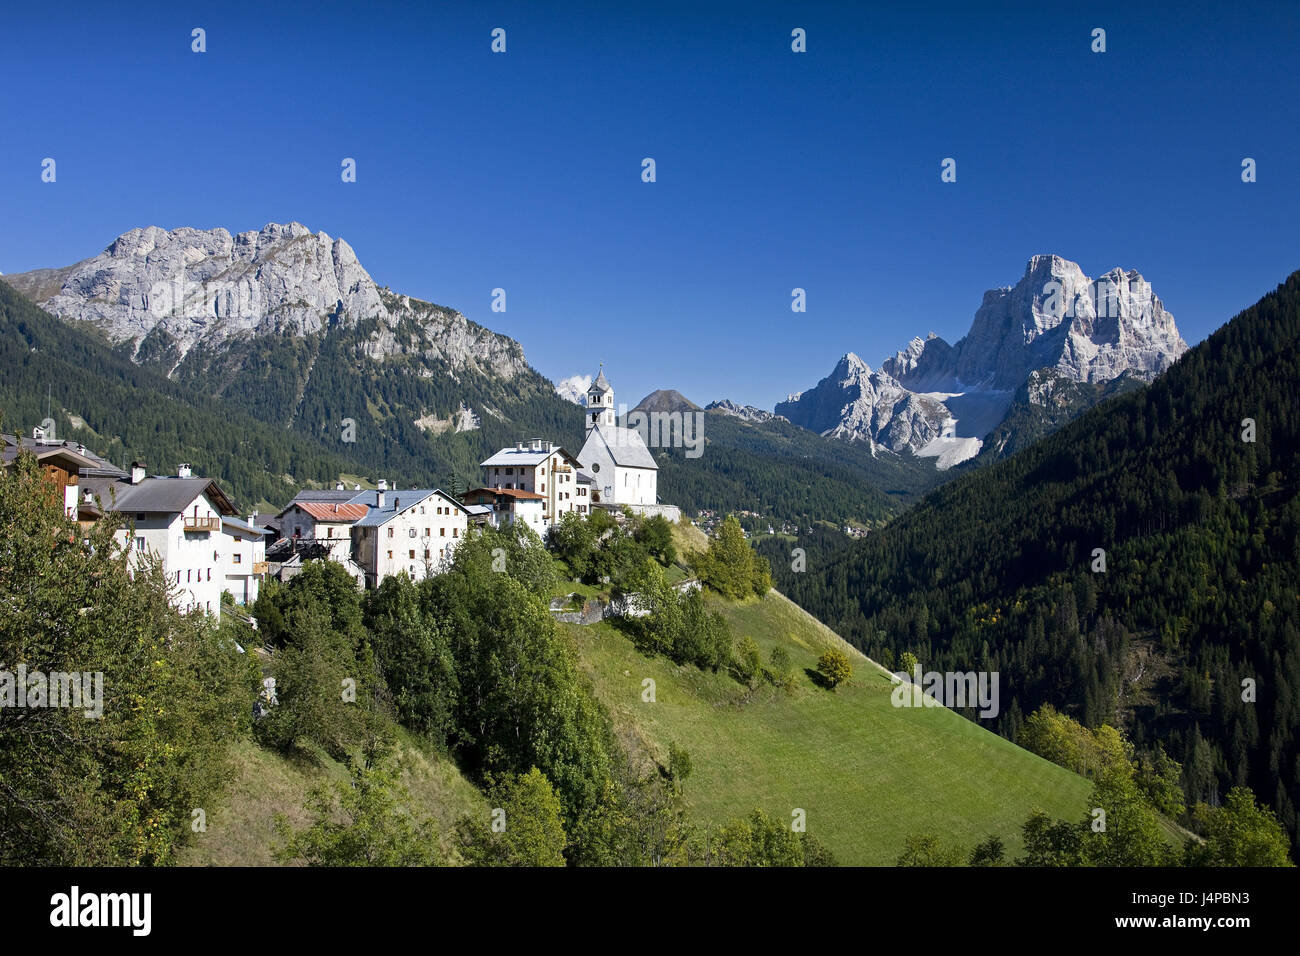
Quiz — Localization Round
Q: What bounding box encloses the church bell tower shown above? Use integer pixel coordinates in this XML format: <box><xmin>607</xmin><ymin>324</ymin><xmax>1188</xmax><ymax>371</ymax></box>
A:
<box><xmin>586</xmin><ymin>366</ymin><xmax>616</xmax><ymax>433</ymax></box>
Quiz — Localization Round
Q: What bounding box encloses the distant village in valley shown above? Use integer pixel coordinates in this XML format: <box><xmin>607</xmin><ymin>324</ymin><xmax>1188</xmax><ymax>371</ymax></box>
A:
<box><xmin>1</xmin><ymin>368</ymin><xmax>685</xmax><ymax>621</ymax></box>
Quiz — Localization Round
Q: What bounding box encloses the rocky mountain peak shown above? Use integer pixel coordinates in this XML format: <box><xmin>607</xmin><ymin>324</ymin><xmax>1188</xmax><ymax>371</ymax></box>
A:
<box><xmin>777</xmin><ymin>255</ymin><xmax>1188</xmax><ymax>469</ymax></box>
<box><xmin>3</xmin><ymin>222</ymin><xmax>533</xmax><ymax>383</ymax></box>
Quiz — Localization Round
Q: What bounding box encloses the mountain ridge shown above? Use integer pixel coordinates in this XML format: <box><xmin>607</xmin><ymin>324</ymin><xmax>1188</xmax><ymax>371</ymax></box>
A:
<box><xmin>776</xmin><ymin>255</ymin><xmax>1189</xmax><ymax>468</ymax></box>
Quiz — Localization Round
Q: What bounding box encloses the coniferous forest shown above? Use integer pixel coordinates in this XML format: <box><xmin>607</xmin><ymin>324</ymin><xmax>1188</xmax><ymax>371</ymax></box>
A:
<box><xmin>779</xmin><ymin>270</ymin><xmax>1300</xmax><ymax>853</ymax></box>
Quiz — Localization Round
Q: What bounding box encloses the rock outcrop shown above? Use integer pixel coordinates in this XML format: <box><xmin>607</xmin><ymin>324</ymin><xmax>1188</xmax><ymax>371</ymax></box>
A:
<box><xmin>4</xmin><ymin>222</ymin><xmax>532</xmax><ymax>381</ymax></box>
<box><xmin>776</xmin><ymin>256</ymin><xmax>1188</xmax><ymax>468</ymax></box>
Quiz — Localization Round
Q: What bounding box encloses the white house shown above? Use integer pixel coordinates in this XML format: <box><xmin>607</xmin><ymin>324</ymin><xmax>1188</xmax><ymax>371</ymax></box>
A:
<box><xmin>221</xmin><ymin>516</ymin><xmax>270</xmax><ymax>605</ymax></box>
<box><xmin>576</xmin><ymin>370</ymin><xmax>659</xmax><ymax>509</ymax></box>
<box><xmin>479</xmin><ymin>441</ymin><xmax>585</xmax><ymax>529</ymax></box>
<box><xmin>348</xmin><ymin>483</ymin><xmax>470</xmax><ymax>588</ymax></box>
<box><xmin>82</xmin><ymin>462</ymin><xmax>240</xmax><ymax>620</ymax></box>
<box><xmin>277</xmin><ymin>499</ymin><xmax>369</xmax><ymax>561</ymax></box>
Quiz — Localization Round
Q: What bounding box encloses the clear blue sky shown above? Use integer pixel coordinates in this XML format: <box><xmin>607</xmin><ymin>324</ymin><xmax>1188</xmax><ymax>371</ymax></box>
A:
<box><xmin>2</xmin><ymin>0</ymin><xmax>1298</xmax><ymax>409</ymax></box>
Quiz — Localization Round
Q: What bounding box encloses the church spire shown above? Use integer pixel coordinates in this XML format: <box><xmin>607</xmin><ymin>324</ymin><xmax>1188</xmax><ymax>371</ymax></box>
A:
<box><xmin>586</xmin><ymin>364</ymin><xmax>615</xmax><ymax>433</ymax></box>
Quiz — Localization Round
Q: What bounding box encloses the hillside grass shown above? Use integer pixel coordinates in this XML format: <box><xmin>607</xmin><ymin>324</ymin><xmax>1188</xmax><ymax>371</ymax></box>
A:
<box><xmin>175</xmin><ymin>730</ymin><xmax>486</xmax><ymax>866</ymax></box>
<box><xmin>566</xmin><ymin>589</ymin><xmax>1094</xmax><ymax>865</ymax></box>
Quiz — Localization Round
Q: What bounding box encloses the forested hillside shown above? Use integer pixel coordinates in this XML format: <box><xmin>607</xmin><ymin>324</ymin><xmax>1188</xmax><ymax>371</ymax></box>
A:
<box><xmin>0</xmin><ymin>279</ymin><xmax>355</xmax><ymax>509</ymax></box>
<box><xmin>653</xmin><ymin>410</ymin><xmax>941</xmax><ymax>526</ymax></box>
<box><xmin>781</xmin><ymin>269</ymin><xmax>1300</xmax><ymax>852</ymax></box>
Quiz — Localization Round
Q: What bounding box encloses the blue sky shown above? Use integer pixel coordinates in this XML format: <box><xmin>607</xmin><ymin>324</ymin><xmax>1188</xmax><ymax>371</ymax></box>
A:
<box><xmin>2</xmin><ymin>0</ymin><xmax>1298</xmax><ymax>409</ymax></box>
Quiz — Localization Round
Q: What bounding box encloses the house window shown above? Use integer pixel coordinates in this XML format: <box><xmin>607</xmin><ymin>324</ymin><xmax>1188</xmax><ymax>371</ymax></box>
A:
<box><xmin>213</xmin><ymin>550</ymin><xmax>219</xmax><ymax>562</ymax></box>
<box><xmin>233</xmin><ymin>553</ymin><xmax>242</xmax><ymax>564</ymax></box>
<box><xmin>494</xmin><ymin>467</ymin><xmax>499</xmax><ymax>476</ymax></box>
<box><xmin>388</xmin><ymin>527</ymin><xmax>394</xmax><ymax>538</ymax></box>
<box><xmin>135</xmin><ymin>536</ymin><xmax>145</xmax><ymax>551</ymax></box>
<box><xmin>425</xmin><ymin>528</ymin><xmax>430</xmax><ymax>536</ymax></box>
<box><xmin>409</xmin><ymin>549</ymin><xmax>415</xmax><ymax>559</ymax></box>
<box><xmin>505</xmin><ymin>468</ymin><xmax>513</xmax><ymax>475</ymax></box>
<box><xmin>453</xmin><ymin>528</ymin><xmax>459</xmax><ymax>538</ymax></box>
<box><xmin>187</xmin><ymin>569</ymin><xmax>191</xmax><ymax>582</ymax></box>
<box><xmin>424</xmin><ymin>549</ymin><xmax>431</xmax><ymax>559</ymax></box>
<box><xmin>387</xmin><ymin>550</ymin><xmax>393</xmax><ymax>560</ymax></box>
<box><xmin>327</xmin><ymin>527</ymin><xmax>334</xmax><ymax>538</ymax></box>
<box><xmin>409</xmin><ymin>528</ymin><xmax>417</xmax><ymax>538</ymax></box>
<box><xmin>541</xmin><ymin>467</ymin><xmax>545</xmax><ymax>475</ymax></box>
<box><xmin>440</xmin><ymin>528</ymin><xmax>446</xmax><ymax>537</ymax></box>
<box><xmin>207</xmin><ymin>568</ymin><xmax>211</xmax><ymax>581</ymax></box>
<box><xmin>541</xmin><ymin>484</ymin><xmax>546</xmax><ymax>493</ymax></box>
<box><xmin>420</xmin><ymin>506</ymin><xmax>425</xmax><ymax>514</ymax></box>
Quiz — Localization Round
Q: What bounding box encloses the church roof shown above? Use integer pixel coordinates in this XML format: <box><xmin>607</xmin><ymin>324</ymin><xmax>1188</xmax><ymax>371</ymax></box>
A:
<box><xmin>588</xmin><ymin>424</ymin><xmax>658</xmax><ymax>470</ymax></box>
<box><xmin>589</xmin><ymin>369</ymin><xmax>612</xmax><ymax>395</ymax></box>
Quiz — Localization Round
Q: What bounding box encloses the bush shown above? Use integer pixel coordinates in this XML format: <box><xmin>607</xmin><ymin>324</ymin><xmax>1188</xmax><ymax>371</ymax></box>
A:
<box><xmin>817</xmin><ymin>649</ymin><xmax>852</xmax><ymax>689</ymax></box>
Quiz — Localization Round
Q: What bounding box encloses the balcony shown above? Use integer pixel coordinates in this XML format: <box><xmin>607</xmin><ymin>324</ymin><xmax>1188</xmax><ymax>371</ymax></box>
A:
<box><xmin>252</xmin><ymin>561</ymin><xmax>269</xmax><ymax>575</ymax></box>
<box><xmin>182</xmin><ymin>516</ymin><xmax>221</xmax><ymax>532</ymax></box>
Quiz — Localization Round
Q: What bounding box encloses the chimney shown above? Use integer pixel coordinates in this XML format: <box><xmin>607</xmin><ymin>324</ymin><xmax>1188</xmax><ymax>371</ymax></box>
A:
<box><xmin>516</xmin><ymin>441</ymin><xmax>524</xmax><ymax>451</ymax></box>
<box><xmin>335</xmin><ymin>480</ymin><xmax>345</xmax><ymax>491</ymax></box>
<box><xmin>376</xmin><ymin>479</ymin><xmax>386</xmax><ymax>509</ymax></box>
<box><xmin>131</xmin><ymin>461</ymin><xmax>147</xmax><ymax>484</ymax></box>
<box><xmin>394</xmin><ymin>497</ymin><xmax>400</xmax><ymax>511</ymax></box>
<box><xmin>177</xmin><ymin>463</ymin><xmax>192</xmax><ymax>478</ymax></box>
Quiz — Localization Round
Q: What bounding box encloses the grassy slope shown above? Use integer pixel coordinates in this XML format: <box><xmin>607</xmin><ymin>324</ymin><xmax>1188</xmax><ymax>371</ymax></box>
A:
<box><xmin>176</xmin><ymin>732</ymin><xmax>486</xmax><ymax>866</ymax></box>
<box><xmin>567</xmin><ymin>588</ymin><xmax>1092</xmax><ymax>865</ymax></box>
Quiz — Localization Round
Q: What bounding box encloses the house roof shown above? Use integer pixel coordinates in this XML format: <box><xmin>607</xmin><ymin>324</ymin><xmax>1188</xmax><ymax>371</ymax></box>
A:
<box><xmin>284</xmin><ymin>502</ymin><xmax>369</xmax><ymax>523</ymax></box>
<box><xmin>349</xmin><ymin>488</ymin><xmax>469</xmax><ymax>527</ymax></box>
<box><xmin>222</xmin><ymin>516</ymin><xmax>273</xmax><ymax>537</ymax></box>
<box><xmin>465</xmin><ymin>486</ymin><xmax>546</xmax><ymax>501</ymax></box>
<box><xmin>576</xmin><ymin>470</ymin><xmax>594</xmax><ymax>485</ymax></box>
<box><xmin>1</xmin><ymin>434</ymin><xmax>120</xmax><ymax>474</ymax></box>
<box><xmin>85</xmin><ymin>476</ymin><xmax>239</xmax><ymax>516</ymax></box>
<box><xmin>284</xmin><ymin>488</ymin><xmax>359</xmax><ymax>507</ymax></box>
<box><xmin>586</xmin><ymin>424</ymin><xmax>658</xmax><ymax>470</ymax></box>
<box><xmin>480</xmin><ymin>444</ymin><xmax>582</xmax><ymax>468</ymax></box>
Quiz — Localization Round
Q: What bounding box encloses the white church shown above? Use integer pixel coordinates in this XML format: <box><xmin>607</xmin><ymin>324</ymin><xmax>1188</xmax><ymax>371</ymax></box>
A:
<box><xmin>478</xmin><ymin>367</ymin><xmax>679</xmax><ymax>530</ymax></box>
<box><xmin>576</xmin><ymin>367</ymin><xmax>661</xmax><ymax>509</ymax></box>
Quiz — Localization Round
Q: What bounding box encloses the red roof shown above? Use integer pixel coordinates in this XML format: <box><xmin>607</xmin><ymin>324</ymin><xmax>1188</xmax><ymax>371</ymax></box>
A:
<box><xmin>294</xmin><ymin>502</ymin><xmax>369</xmax><ymax>522</ymax></box>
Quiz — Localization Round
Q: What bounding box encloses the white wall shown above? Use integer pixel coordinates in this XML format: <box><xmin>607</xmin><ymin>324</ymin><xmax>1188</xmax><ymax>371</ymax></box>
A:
<box><xmin>222</xmin><ymin>527</ymin><xmax>266</xmax><ymax>606</ymax></box>
<box><xmin>117</xmin><ymin>491</ymin><xmax>225</xmax><ymax>619</ymax></box>
<box><xmin>359</xmin><ymin>494</ymin><xmax>469</xmax><ymax>586</ymax></box>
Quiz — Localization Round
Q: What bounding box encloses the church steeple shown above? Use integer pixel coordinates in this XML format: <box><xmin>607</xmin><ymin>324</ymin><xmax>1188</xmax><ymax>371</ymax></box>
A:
<box><xmin>586</xmin><ymin>364</ymin><xmax>615</xmax><ymax>433</ymax></box>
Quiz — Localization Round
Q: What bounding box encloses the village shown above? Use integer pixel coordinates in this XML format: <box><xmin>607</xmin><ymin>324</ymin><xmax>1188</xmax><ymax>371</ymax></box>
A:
<box><xmin>1</xmin><ymin>368</ymin><xmax>682</xmax><ymax>621</ymax></box>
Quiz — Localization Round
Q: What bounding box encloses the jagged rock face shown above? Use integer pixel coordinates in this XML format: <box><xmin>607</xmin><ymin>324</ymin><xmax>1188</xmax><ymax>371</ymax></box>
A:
<box><xmin>775</xmin><ymin>353</ymin><xmax>949</xmax><ymax>455</ymax></box>
<box><xmin>705</xmin><ymin>399</ymin><xmax>787</xmax><ymax>424</ymax></box>
<box><xmin>777</xmin><ymin>256</ymin><xmax>1188</xmax><ymax>468</ymax></box>
<box><xmin>5</xmin><ymin>223</ymin><xmax>530</xmax><ymax>381</ymax></box>
<box><xmin>954</xmin><ymin>255</ymin><xmax>1186</xmax><ymax>388</ymax></box>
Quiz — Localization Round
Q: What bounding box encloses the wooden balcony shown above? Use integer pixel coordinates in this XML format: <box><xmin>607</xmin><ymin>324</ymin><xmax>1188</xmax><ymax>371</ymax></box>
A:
<box><xmin>182</xmin><ymin>516</ymin><xmax>221</xmax><ymax>532</ymax></box>
<box><xmin>252</xmin><ymin>561</ymin><xmax>269</xmax><ymax>574</ymax></box>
